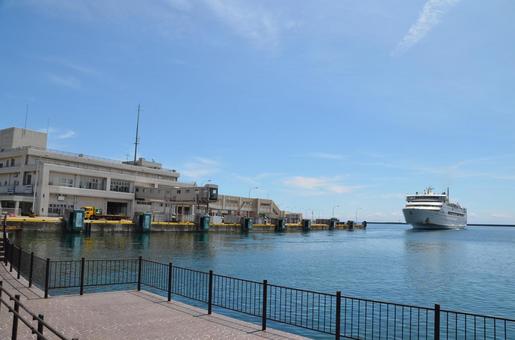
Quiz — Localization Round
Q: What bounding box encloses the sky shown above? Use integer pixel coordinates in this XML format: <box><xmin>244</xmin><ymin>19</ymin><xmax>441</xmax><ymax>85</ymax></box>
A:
<box><xmin>1</xmin><ymin>0</ymin><xmax>515</xmax><ymax>223</ymax></box>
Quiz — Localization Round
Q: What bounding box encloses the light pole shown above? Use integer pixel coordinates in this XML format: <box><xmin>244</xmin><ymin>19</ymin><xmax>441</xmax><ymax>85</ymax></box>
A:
<box><xmin>355</xmin><ymin>208</ymin><xmax>362</xmax><ymax>222</ymax></box>
<box><xmin>332</xmin><ymin>205</ymin><xmax>340</xmax><ymax>218</ymax></box>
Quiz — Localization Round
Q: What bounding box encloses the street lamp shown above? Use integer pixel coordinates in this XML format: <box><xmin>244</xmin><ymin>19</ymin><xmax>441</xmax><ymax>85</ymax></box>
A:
<box><xmin>332</xmin><ymin>205</ymin><xmax>340</xmax><ymax>218</ymax></box>
<box><xmin>355</xmin><ymin>208</ymin><xmax>362</xmax><ymax>222</ymax></box>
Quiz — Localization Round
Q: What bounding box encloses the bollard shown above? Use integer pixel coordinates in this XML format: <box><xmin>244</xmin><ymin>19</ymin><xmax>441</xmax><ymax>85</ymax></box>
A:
<box><xmin>0</xmin><ymin>281</ymin><xmax>2</xmax><ymax>312</ymax></box>
<box><xmin>208</xmin><ymin>270</ymin><xmax>213</xmax><ymax>314</ymax></box>
<box><xmin>167</xmin><ymin>262</ymin><xmax>173</xmax><ymax>302</ymax></box>
<box><xmin>12</xmin><ymin>294</ymin><xmax>20</xmax><ymax>340</ymax></box>
<box><xmin>29</xmin><ymin>252</ymin><xmax>34</xmax><ymax>287</ymax></box>
<box><xmin>262</xmin><ymin>280</ymin><xmax>268</xmax><ymax>331</ymax></box>
<box><xmin>335</xmin><ymin>291</ymin><xmax>341</xmax><ymax>340</ymax></box>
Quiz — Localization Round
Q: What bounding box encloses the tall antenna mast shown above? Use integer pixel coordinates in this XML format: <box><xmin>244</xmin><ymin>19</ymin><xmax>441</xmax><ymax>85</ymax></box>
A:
<box><xmin>23</xmin><ymin>104</ymin><xmax>29</xmax><ymax>136</ymax></box>
<box><xmin>133</xmin><ymin>104</ymin><xmax>141</xmax><ymax>164</ymax></box>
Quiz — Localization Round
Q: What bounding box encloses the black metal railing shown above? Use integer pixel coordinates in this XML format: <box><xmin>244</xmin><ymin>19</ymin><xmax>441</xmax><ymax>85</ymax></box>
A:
<box><xmin>3</xmin><ymin>238</ymin><xmax>515</xmax><ymax>339</ymax></box>
<box><xmin>0</xmin><ymin>281</ymin><xmax>77</xmax><ymax>340</ymax></box>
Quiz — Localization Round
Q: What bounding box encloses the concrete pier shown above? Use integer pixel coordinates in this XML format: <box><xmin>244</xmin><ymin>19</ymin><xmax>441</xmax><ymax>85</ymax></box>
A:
<box><xmin>0</xmin><ymin>263</ymin><xmax>306</xmax><ymax>340</ymax></box>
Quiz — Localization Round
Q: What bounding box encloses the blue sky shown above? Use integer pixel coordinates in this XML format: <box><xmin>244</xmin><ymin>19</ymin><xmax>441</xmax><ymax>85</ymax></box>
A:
<box><xmin>1</xmin><ymin>0</ymin><xmax>515</xmax><ymax>223</ymax></box>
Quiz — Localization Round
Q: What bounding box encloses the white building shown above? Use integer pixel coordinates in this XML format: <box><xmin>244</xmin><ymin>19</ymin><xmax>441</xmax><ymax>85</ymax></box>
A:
<box><xmin>0</xmin><ymin>127</ymin><xmax>299</xmax><ymax>222</ymax></box>
<box><xmin>0</xmin><ymin>127</ymin><xmax>201</xmax><ymax>218</ymax></box>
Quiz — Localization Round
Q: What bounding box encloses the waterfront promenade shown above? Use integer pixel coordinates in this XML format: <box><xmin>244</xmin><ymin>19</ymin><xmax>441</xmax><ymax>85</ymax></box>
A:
<box><xmin>0</xmin><ymin>264</ymin><xmax>305</xmax><ymax>339</ymax></box>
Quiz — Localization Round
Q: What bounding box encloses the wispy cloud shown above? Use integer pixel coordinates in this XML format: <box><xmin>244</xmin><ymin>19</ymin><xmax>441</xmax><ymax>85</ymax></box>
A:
<box><xmin>56</xmin><ymin>130</ymin><xmax>76</xmax><ymax>139</ymax></box>
<box><xmin>308</xmin><ymin>152</ymin><xmax>346</xmax><ymax>161</ymax></box>
<box><xmin>13</xmin><ymin>0</ymin><xmax>292</xmax><ymax>50</ymax></box>
<box><xmin>47</xmin><ymin>57</ymin><xmax>100</xmax><ymax>76</ymax></box>
<box><xmin>47</xmin><ymin>73</ymin><xmax>81</xmax><ymax>89</ymax></box>
<box><xmin>203</xmin><ymin>0</ymin><xmax>283</xmax><ymax>49</ymax></box>
<box><xmin>181</xmin><ymin>157</ymin><xmax>220</xmax><ymax>179</ymax></box>
<box><xmin>393</xmin><ymin>0</ymin><xmax>461</xmax><ymax>55</ymax></box>
<box><xmin>283</xmin><ymin>176</ymin><xmax>354</xmax><ymax>195</ymax></box>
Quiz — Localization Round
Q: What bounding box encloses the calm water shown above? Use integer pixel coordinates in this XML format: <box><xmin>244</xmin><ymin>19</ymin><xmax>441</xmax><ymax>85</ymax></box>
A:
<box><xmin>11</xmin><ymin>224</ymin><xmax>515</xmax><ymax>318</ymax></box>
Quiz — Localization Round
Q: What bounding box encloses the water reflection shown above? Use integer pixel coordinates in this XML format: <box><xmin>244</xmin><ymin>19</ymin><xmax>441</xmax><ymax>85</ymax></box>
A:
<box><xmin>10</xmin><ymin>226</ymin><xmax>515</xmax><ymax>317</ymax></box>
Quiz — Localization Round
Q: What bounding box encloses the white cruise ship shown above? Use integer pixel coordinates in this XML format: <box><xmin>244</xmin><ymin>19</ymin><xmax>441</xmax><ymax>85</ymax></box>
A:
<box><xmin>402</xmin><ymin>187</ymin><xmax>467</xmax><ymax>230</ymax></box>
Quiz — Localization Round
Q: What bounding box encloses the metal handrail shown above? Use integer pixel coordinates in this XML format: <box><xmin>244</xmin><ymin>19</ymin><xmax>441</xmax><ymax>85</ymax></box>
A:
<box><xmin>4</xmin><ymin>240</ymin><xmax>515</xmax><ymax>340</ymax></box>
<box><xmin>0</xmin><ymin>283</ymin><xmax>76</xmax><ymax>340</ymax></box>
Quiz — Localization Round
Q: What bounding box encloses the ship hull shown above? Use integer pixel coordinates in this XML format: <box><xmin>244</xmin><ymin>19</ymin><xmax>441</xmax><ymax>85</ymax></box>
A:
<box><xmin>403</xmin><ymin>208</ymin><xmax>466</xmax><ymax>230</ymax></box>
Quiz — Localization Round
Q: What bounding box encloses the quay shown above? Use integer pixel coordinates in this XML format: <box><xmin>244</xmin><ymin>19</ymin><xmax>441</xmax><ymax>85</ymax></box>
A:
<box><xmin>0</xmin><ymin>259</ymin><xmax>305</xmax><ymax>339</ymax></box>
<box><xmin>4</xmin><ymin>216</ymin><xmax>365</xmax><ymax>233</ymax></box>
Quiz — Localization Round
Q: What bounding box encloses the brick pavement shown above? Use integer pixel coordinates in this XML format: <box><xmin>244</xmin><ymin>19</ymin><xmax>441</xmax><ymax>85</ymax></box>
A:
<box><xmin>0</xmin><ymin>263</ymin><xmax>307</xmax><ymax>340</ymax></box>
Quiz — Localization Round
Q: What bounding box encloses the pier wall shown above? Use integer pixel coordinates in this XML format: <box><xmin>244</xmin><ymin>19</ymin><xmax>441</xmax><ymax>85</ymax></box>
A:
<box><xmin>4</xmin><ymin>217</ymin><xmax>364</xmax><ymax>233</ymax></box>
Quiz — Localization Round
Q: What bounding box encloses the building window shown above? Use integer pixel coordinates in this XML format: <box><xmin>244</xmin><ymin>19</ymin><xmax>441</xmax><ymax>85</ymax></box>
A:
<box><xmin>78</xmin><ymin>176</ymin><xmax>106</xmax><ymax>190</ymax></box>
<box><xmin>110</xmin><ymin>179</ymin><xmax>131</xmax><ymax>193</ymax></box>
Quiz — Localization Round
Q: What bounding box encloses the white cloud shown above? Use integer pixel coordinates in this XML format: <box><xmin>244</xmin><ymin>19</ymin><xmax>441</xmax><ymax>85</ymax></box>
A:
<box><xmin>202</xmin><ymin>0</ymin><xmax>282</xmax><ymax>49</ymax></box>
<box><xmin>56</xmin><ymin>130</ymin><xmax>76</xmax><ymax>139</ymax></box>
<box><xmin>308</xmin><ymin>152</ymin><xmax>346</xmax><ymax>161</ymax></box>
<box><xmin>393</xmin><ymin>0</ymin><xmax>461</xmax><ymax>55</ymax></box>
<box><xmin>181</xmin><ymin>157</ymin><xmax>220</xmax><ymax>179</ymax></box>
<box><xmin>283</xmin><ymin>176</ymin><xmax>353</xmax><ymax>195</ymax></box>
<box><xmin>47</xmin><ymin>73</ymin><xmax>81</xmax><ymax>89</ymax></box>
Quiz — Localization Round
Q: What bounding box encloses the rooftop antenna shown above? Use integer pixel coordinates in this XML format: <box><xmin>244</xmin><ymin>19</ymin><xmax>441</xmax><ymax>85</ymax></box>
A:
<box><xmin>133</xmin><ymin>104</ymin><xmax>141</xmax><ymax>164</ymax></box>
<box><xmin>23</xmin><ymin>104</ymin><xmax>29</xmax><ymax>136</ymax></box>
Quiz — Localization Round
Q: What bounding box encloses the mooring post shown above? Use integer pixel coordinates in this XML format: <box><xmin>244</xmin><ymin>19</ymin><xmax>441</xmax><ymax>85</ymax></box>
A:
<box><xmin>137</xmin><ymin>256</ymin><xmax>142</xmax><ymax>291</ymax></box>
<box><xmin>80</xmin><ymin>257</ymin><xmax>85</xmax><ymax>295</ymax></box>
<box><xmin>167</xmin><ymin>262</ymin><xmax>173</xmax><ymax>302</ymax></box>
<box><xmin>208</xmin><ymin>270</ymin><xmax>213</xmax><ymax>314</ymax></box>
<box><xmin>29</xmin><ymin>252</ymin><xmax>34</xmax><ymax>287</ymax></box>
<box><xmin>335</xmin><ymin>291</ymin><xmax>342</xmax><ymax>340</ymax></box>
<box><xmin>434</xmin><ymin>304</ymin><xmax>441</xmax><ymax>340</ymax></box>
<box><xmin>262</xmin><ymin>280</ymin><xmax>268</xmax><ymax>331</ymax></box>
<box><xmin>44</xmin><ymin>258</ymin><xmax>50</xmax><ymax>299</ymax></box>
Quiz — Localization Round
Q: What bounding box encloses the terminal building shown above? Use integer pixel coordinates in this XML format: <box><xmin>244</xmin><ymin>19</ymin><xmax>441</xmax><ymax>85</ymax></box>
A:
<box><xmin>0</xmin><ymin>127</ymin><xmax>299</xmax><ymax>222</ymax></box>
<box><xmin>0</xmin><ymin>127</ymin><xmax>215</xmax><ymax>219</ymax></box>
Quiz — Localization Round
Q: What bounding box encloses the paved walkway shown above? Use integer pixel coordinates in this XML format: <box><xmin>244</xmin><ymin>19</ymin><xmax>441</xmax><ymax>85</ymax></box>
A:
<box><xmin>0</xmin><ymin>263</ymin><xmax>307</xmax><ymax>340</ymax></box>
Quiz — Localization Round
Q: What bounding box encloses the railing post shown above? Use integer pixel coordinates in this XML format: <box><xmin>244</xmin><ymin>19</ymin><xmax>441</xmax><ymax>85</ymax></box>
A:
<box><xmin>44</xmin><ymin>258</ymin><xmax>50</xmax><ymax>299</ymax></box>
<box><xmin>36</xmin><ymin>314</ymin><xmax>44</xmax><ymax>340</ymax></box>
<box><xmin>17</xmin><ymin>246</ymin><xmax>22</xmax><ymax>279</ymax></box>
<box><xmin>3</xmin><ymin>239</ymin><xmax>7</xmax><ymax>266</ymax></box>
<box><xmin>137</xmin><ymin>256</ymin><xmax>142</xmax><ymax>291</ymax></box>
<box><xmin>9</xmin><ymin>244</ymin><xmax>13</xmax><ymax>272</ymax></box>
<box><xmin>434</xmin><ymin>304</ymin><xmax>441</xmax><ymax>340</ymax></box>
<box><xmin>12</xmin><ymin>294</ymin><xmax>20</xmax><ymax>340</ymax></box>
<box><xmin>262</xmin><ymin>280</ymin><xmax>268</xmax><ymax>331</ymax></box>
<box><xmin>208</xmin><ymin>270</ymin><xmax>213</xmax><ymax>315</ymax></box>
<box><xmin>80</xmin><ymin>257</ymin><xmax>85</xmax><ymax>295</ymax></box>
<box><xmin>167</xmin><ymin>262</ymin><xmax>173</xmax><ymax>302</ymax></box>
<box><xmin>335</xmin><ymin>291</ymin><xmax>341</xmax><ymax>340</ymax></box>
<box><xmin>2</xmin><ymin>216</ymin><xmax>7</xmax><ymax>266</ymax></box>
<box><xmin>29</xmin><ymin>252</ymin><xmax>34</xmax><ymax>287</ymax></box>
